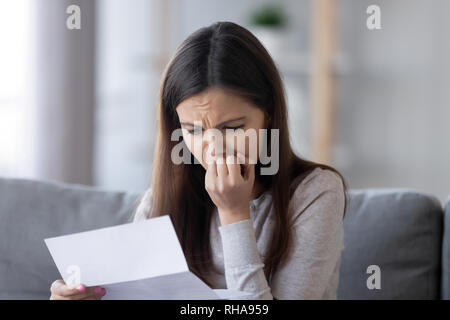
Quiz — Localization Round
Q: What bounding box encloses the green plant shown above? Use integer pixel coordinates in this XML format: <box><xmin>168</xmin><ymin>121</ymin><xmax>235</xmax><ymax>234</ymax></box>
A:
<box><xmin>249</xmin><ymin>4</ymin><xmax>287</xmax><ymax>28</ymax></box>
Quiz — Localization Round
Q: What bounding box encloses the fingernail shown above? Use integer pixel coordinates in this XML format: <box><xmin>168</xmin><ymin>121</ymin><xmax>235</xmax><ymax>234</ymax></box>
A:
<box><xmin>94</xmin><ymin>286</ymin><xmax>102</xmax><ymax>294</ymax></box>
<box><xmin>76</xmin><ymin>284</ymin><xmax>85</xmax><ymax>292</ymax></box>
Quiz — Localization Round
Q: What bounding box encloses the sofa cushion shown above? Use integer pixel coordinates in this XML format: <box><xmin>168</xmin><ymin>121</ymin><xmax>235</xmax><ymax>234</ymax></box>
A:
<box><xmin>442</xmin><ymin>197</ymin><xmax>450</xmax><ymax>300</ymax></box>
<box><xmin>338</xmin><ymin>189</ymin><xmax>443</xmax><ymax>299</ymax></box>
<box><xmin>0</xmin><ymin>177</ymin><xmax>141</xmax><ymax>299</ymax></box>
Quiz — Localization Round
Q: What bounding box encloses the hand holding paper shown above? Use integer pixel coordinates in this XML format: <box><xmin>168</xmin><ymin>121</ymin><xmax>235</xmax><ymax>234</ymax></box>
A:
<box><xmin>44</xmin><ymin>215</ymin><xmax>251</xmax><ymax>300</ymax></box>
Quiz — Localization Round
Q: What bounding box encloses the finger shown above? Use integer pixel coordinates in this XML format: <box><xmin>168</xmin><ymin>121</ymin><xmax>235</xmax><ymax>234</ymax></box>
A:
<box><xmin>236</xmin><ymin>152</ymin><xmax>246</xmax><ymax>165</ymax></box>
<box><xmin>203</xmin><ymin>142</ymin><xmax>215</xmax><ymax>170</ymax></box>
<box><xmin>236</xmin><ymin>152</ymin><xmax>247</xmax><ymax>174</ymax></box>
<box><xmin>51</xmin><ymin>280</ymin><xmax>106</xmax><ymax>299</ymax></box>
<box><xmin>79</xmin><ymin>294</ymin><xmax>102</xmax><ymax>300</ymax></box>
<box><xmin>51</xmin><ymin>280</ymin><xmax>84</xmax><ymax>297</ymax></box>
<box><xmin>66</xmin><ymin>286</ymin><xmax>106</xmax><ymax>300</ymax></box>
<box><xmin>205</xmin><ymin>158</ymin><xmax>217</xmax><ymax>192</ymax></box>
<box><xmin>226</xmin><ymin>155</ymin><xmax>241</xmax><ymax>182</ymax></box>
<box><xmin>85</xmin><ymin>286</ymin><xmax>106</xmax><ymax>297</ymax></box>
<box><xmin>50</xmin><ymin>294</ymin><xmax>72</xmax><ymax>300</ymax></box>
<box><xmin>244</xmin><ymin>162</ymin><xmax>256</xmax><ymax>182</ymax></box>
<box><xmin>81</xmin><ymin>286</ymin><xmax>106</xmax><ymax>300</ymax></box>
<box><xmin>235</xmin><ymin>152</ymin><xmax>248</xmax><ymax>175</ymax></box>
<box><xmin>216</xmin><ymin>155</ymin><xmax>228</xmax><ymax>179</ymax></box>
<box><xmin>206</xmin><ymin>157</ymin><xmax>217</xmax><ymax>177</ymax></box>
<box><xmin>51</xmin><ymin>292</ymin><xmax>100</xmax><ymax>300</ymax></box>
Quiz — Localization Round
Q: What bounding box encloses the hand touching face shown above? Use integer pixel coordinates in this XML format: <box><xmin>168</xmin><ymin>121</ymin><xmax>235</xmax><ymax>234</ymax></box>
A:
<box><xmin>176</xmin><ymin>87</ymin><xmax>267</xmax><ymax>171</ymax></box>
<box><xmin>175</xmin><ymin>87</ymin><xmax>268</xmax><ymax>225</ymax></box>
<box><xmin>204</xmin><ymin>153</ymin><xmax>255</xmax><ymax>225</ymax></box>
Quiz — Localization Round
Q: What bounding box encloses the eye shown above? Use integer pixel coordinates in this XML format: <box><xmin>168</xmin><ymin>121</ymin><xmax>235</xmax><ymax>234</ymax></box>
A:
<box><xmin>186</xmin><ymin>127</ymin><xmax>203</xmax><ymax>135</ymax></box>
<box><xmin>223</xmin><ymin>125</ymin><xmax>244</xmax><ymax>131</ymax></box>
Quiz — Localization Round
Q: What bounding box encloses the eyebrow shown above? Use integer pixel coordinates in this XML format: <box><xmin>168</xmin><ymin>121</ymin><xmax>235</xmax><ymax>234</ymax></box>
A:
<box><xmin>180</xmin><ymin>116</ymin><xmax>246</xmax><ymax>128</ymax></box>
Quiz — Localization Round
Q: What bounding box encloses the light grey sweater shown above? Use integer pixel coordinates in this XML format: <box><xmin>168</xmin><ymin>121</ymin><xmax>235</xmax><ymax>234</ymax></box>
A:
<box><xmin>132</xmin><ymin>167</ymin><xmax>346</xmax><ymax>300</ymax></box>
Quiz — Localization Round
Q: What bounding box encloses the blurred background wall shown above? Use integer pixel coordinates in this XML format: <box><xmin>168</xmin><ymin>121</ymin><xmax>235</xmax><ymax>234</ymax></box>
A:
<box><xmin>0</xmin><ymin>0</ymin><xmax>449</xmax><ymax>202</ymax></box>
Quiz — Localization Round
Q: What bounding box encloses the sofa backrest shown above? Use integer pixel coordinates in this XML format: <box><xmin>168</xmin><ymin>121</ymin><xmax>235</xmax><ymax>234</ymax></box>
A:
<box><xmin>0</xmin><ymin>178</ymin><xmax>140</xmax><ymax>299</ymax></box>
<box><xmin>338</xmin><ymin>189</ymin><xmax>444</xmax><ymax>299</ymax></box>
<box><xmin>0</xmin><ymin>178</ymin><xmax>447</xmax><ymax>299</ymax></box>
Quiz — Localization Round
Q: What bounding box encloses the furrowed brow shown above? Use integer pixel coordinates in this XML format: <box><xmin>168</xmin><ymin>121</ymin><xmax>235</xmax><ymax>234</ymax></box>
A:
<box><xmin>180</xmin><ymin>116</ymin><xmax>246</xmax><ymax>128</ymax></box>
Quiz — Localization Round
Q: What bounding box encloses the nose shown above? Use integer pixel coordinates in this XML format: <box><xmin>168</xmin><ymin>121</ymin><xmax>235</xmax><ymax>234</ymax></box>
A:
<box><xmin>201</xmin><ymin>130</ymin><xmax>234</xmax><ymax>163</ymax></box>
<box><xmin>202</xmin><ymin>133</ymin><xmax>221</xmax><ymax>161</ymax></box>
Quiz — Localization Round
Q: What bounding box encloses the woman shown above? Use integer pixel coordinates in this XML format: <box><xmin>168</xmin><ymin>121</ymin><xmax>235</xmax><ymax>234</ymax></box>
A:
<box><xmin>50</xmin><ymin>21</ymin><xmax>347</xmax><ymax>300</ymax></box>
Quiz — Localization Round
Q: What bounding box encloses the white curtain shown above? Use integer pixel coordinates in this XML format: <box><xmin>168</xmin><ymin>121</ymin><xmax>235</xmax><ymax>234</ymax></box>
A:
<box><xmin>23</xmin><ymin>0</ymin><xmax>96</xmax><ymax>185</ymax></box>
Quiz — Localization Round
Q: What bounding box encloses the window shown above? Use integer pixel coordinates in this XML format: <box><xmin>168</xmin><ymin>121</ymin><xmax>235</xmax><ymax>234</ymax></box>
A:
<box><xmin>0</xmin><ymin>0</ymin><xmax>30</xmax><ymax>176</ymax></box>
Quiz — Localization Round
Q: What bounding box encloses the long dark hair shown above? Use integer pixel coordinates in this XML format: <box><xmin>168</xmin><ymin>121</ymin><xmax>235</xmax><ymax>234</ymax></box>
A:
<box><xmin>150</xmin><ymin>21</ymin><xmax>348</xmax><ymax>287</ymax></box>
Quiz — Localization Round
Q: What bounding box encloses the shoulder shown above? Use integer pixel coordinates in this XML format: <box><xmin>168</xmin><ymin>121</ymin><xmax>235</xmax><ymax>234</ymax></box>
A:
<box><xmin>292</xmin><ymin>167</ymin><xmax>345</xmax><ymax>196</ymax></box>
<box><xmin>133</xmin><ymin>188</ymin><xmax>153</xmax><ymax>222</ymax></box>
<box><xmin>289</xmin><ymin>167</ymin><xmax>346</xmax><ymax>224</ymax></box>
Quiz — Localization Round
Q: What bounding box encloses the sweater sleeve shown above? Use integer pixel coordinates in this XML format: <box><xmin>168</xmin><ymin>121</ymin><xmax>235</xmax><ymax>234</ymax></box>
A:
<box><xmin>219</xmin><ymin>219</ymin><xmax>273</xmax><ymax>299</ymax></box>
<box><xmin>132</xmin><ymin>188</ymin><xmax>153</xmax><ymax>223</ymax></box>
<box><xmin>218</xmin><ymin>169</ymin><xmax>346</xmax><ymax>300</ymax></box>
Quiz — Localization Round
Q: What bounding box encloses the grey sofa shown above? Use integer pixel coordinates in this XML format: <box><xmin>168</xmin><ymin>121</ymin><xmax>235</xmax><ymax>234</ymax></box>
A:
<box><xmin>0</xmin><ymin>177</ymin><xmax>448</xmax><ymax>300</ymax></box>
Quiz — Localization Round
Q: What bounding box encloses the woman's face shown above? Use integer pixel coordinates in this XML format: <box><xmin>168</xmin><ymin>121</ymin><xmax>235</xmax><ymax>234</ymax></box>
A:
<box><xmin>175</xmin><ymin>87</ymin><xmax>267</xmax><ymax>170</ymax></box>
